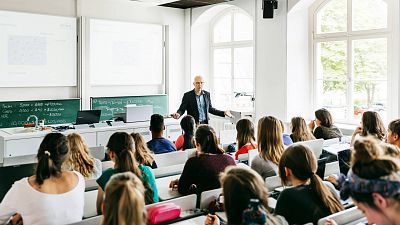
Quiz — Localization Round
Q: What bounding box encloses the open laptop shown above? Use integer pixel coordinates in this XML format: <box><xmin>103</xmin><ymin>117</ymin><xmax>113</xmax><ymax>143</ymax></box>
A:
<box><xmin>75</xmin><ymin>110</ymin><xmax>101</xmax><ymax>125</ymax></box>
<box><xmin>300</xmin><ymin>139</ymin><xmax>324</xmax><ymax>159</ymax></box>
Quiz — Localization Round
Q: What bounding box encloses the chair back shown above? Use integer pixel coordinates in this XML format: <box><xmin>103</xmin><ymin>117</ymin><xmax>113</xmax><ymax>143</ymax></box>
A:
<box><xmin>154</xmin><ymin>151</ymin><xmax>188</xmax><ymax>167</ymax></box>
<box><xmin>83</xmin><ymin>190</ymin><xmax>98</xmax><ymax>219</ymax></box>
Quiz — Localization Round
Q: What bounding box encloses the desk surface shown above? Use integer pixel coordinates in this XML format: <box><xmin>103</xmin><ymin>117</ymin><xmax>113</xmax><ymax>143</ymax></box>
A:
<box><xmin>156</xmin><ymin>174</ymin><xmax>182</xmax><ymax>201</ymax></box>
<box><xmin>170</xmin><ymin>215</ymin><xmax>206</xmax><ymax>225</ymax></box>
<box><xmin>323</xmin><ymin>143</ymin><xmax>351</xmax><ymax>155</ymax></box>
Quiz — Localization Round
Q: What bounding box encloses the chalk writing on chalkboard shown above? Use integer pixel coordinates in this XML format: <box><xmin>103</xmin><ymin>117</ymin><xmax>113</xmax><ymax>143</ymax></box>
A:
<box><xmin>91</xmin><ymin>95</ymin><xmax>167</xmax><ymax>121</ymax></box>
<box><xmin>0</xmin><ymin>99</ymin><xmax>80</xmax><ymax>128</ymax></box>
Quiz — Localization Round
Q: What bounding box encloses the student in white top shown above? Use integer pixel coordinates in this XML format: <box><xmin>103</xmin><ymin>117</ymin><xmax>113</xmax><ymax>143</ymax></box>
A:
<box><xmin>0</xmin><ymin>133</ymin><xmax>85</xmax><ymax>225</ymax></box>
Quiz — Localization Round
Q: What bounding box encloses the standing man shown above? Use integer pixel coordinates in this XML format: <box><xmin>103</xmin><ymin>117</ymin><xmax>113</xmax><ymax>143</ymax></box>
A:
<box><xmin>172</xmin><ymin>75</ymin><xmax>232</xmax><ymax>124</ymax></box>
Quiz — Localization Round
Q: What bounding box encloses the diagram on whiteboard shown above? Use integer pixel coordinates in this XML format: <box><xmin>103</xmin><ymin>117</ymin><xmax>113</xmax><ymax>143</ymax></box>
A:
<box><xmin>89</xmin><ymin>19</ymin><xmax>163</xmax><ymax>86</ymax></box>
<box><xmin>8</xmin><ymin>35</ymin><xmax>47</xmax><ymax>65</ymax></box>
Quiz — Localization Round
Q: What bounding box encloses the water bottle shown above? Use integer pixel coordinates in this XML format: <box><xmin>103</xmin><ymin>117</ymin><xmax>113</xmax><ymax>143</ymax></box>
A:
<box><xmin>242</xmin><ymin>199</ymin><xmax>267</xmax><ymax>225</ymax></box>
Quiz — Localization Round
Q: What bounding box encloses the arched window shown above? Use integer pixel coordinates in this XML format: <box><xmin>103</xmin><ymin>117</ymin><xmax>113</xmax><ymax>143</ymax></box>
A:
<box><xmin>210</xmin><ymin>8</ymin><xmax>254</xmax><ymax>111</ymax></box>
<box><xmin>312</xmin><ymin>0</ymin><xmax>391</xmax><ymax>123</ymax></box>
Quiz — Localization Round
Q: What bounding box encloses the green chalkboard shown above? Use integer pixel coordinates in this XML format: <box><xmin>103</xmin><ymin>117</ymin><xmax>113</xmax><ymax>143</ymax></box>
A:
<box><xmin>91</xmin><ymin>95</ymin><xmax>168</xmax><ymax>121</ymax></box>
<box><xmin>0</xmin><ymin>99</ymin><xmax>80</xmax><ymax>128</ymax></box>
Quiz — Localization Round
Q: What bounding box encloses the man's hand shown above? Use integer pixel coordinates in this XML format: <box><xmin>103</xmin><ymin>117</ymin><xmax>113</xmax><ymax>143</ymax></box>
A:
<box><xmin>224</xmin><ymin>110</ymin><xmax>233</xmax><ymax>118</ymax></box>
<box><xmin>171</xmin><ymin>113</ymin><xmax>181</xmax><ymax>119</ymax></box>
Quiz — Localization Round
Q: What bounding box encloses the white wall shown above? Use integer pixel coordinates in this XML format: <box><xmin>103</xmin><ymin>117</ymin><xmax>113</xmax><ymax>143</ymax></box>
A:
<box><xmin>0</xmin><ymin>0</ymin><xmax>185</xmax><ymax>114</ymax></box>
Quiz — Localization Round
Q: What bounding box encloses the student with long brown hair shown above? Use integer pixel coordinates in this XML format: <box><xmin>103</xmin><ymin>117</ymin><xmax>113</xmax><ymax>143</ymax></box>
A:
<box><xmin>275</xmin><ymin>144</ymin><xmax>343</xmax><ymax>224</ymax></box>
<box><xmin>131</xmin><ymin>132</ymin><xmax>158</xmax><ymax>169</ymax></box>
<box><xmin>96</xmin><ymin>132</ymin><xmax>158</xmax><ymax>215</ymax></box>
<box><xmin>205</xmin><ymin>166</ymin><xmax>288</xmax><ymax>225</ymax></box>
<box><xmin>234</xmin><ymin>118</ymin><xmax>257</xmax><ymax>160</ymax></box>
<box><xmin>175</xmin><ymin>115</ymin><xmax>196</xmax><ymax>150</ymax></box>
<box><xmin>169</xmin><ymin>125</ymin><xmax>235</xmax><ymax>195</ymax></box>
<box><xmin>351</xmin><ymin>111</ymin><xmax>386</xmax><ymax>145</ymax></box>
<box><xmin>65</xmin><ymin>133</ymin><xmax>102</xmax><ymax>179</ymax></box>
<box><xmin>309</xmin><ymin>108</ymin><xmax>342</xmax><ymax>140</ymax></box>
<box><xmin>0</xmin><ymin>133</ymin><xmax>85</xmax><ymax>225</ymax></box>
<box><xmin>101</xmin><ymin>172</ymin><xmax>147</xmax><ymax>225</ymax></box>
<box><xmin>251</xmin><ymin>116</ymin><xmax>285</xmax><ymax>179</ymax></box>
<box><xmin>290</xmin><ymin>116</ymin><xmax>315</xmax><ymax>143</ymax></box>
<box><xmin>387</xmin><ymin>119</ymin><xmax>400</xmax><ymax>148</ymax></box>
<box><xmin>337</xmin><ymin>137</ymin><xmax>400</xmax><ymax>225</ymax></box>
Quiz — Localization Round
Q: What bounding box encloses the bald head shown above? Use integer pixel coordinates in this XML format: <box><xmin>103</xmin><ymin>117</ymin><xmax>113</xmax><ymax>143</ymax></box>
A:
<box><xmin>193</xmin><ymin>76</ymin><xmax>204</xmax><ymax>94</ymax></box>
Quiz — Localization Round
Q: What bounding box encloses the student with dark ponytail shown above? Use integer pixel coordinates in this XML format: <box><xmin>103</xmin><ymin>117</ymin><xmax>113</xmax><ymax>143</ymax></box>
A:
<box><xmin>0</xmin><ymin>133</ymin><xmax>85</xmax><ymax>225</ymax></box>
<box><xmin>169</xmin><ymin>125</ymin><xmax>236</xmax><ymax>195</ymax></box>
<box><xmin>175</xmin><ymin>115</ymin><xmax>196</xmax><ymax>150</ymax></box>
<box><xmin>274</xmin><ymin>144</ymin><xmax>343</xmax><ymax>224</ymax></box>
<box><xmin>96</xmin><ymin>132</ymin><xmax>158</xmax><ymax>215</ymax></box>
<box><xmin>335</xmin><ymin>137</ymin><xmax>400</xmax><ymax>225</ymax></box>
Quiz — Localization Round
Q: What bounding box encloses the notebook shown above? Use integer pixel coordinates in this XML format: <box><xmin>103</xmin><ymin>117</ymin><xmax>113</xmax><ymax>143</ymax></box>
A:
<box><xmin>75</xmin><ymin>110</ymin><xmax>101</xmax><ymax>125</ymax></box>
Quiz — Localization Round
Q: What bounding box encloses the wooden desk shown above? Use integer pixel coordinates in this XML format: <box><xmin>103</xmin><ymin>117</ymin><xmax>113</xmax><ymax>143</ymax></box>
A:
<box><xmin>156</xmin><ymin>174</ymin><xmax>182</xmax><ymax>201</ymax></box>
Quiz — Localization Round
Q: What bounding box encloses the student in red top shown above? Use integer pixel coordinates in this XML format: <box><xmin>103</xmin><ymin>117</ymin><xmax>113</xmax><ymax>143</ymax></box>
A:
<box><xmin>175</xmin><ymin>115</ymin><xmax>196</xmax><ymax>150</ymax></box>
<box><xmin>235</xmin><ymin>118</ymin><xmax>257</xmax><ymax>160</ymax></box>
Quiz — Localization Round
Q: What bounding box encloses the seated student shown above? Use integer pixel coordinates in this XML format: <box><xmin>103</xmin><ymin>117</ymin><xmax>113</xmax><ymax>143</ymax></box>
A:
<box><xmin>131</xmin><ymin>132</ymin><xmax>158</xmax><ymax>169</ymax></box>
<box><xmin>65</xmin><ymin>133</ymin><xmax>102</xmax><ymax>179</ymax></box>
<box><xmin>387</xmin><ymin>119</ymin><xmax>400</xmax><ymax>148</ymax></box>
<box><xmin>251</xmin><ymin>116</ymin><xmax>285</xmax><ymax>179</ymax></box>
<box><xmin>147</xmin><ymin>114</ymin><xmax>177</xmax><ymax>154</ymax></box>
<box><xmin>175</xmin><ymin>115</ymin><xmax>196</xmax><ymax>150</ymax></box>
<box><xmin>335</xmin><ymin>137</ymin><xmax>400</xmax><ymax>225</ymax></box>
<box><xmin>290</xmin><ymin>116</ymin><xmax>316</xmax><ymax>143</ymax></box>
<box><xmin>205</xmin><ymin>166</ymin><xmax>288</xmax><ymax>225</ymax></box>
<box><xmin>351</xmin><ymin>111</ymin><xmax>386</xmax><ymax>145</ymax></box>
<box><xmin>0</xmin><ymin>133</ymin><xmax>85</xmax><ymax>225</ymax></box>
<box><xmin>274</xmin><ymin>144</ymin><xmax>343</xmax><ymax>224</ymax></box>
<box><xmin>96</xmin><ymin>132</ymin><xmax>158</xmax><ymax>215</ymax></box>
<box><xmin>101</xmin><ymin>172</ymin><xmax>146</xmax><ymax>225</ymax></box>
<box><xmin>280</xmin><ymin>120</ymin><xmax>293</xmax><ymax>146</ymax></box>
<box><xmin>235</xmin><ymin>118</ymin><xmax>257</xmax><ymax>160</ymax></box>
<box><xmin>169</xmin><ymin>125</ymin><xmax>236</xmax><ymax>195</ymax></box>
<box><xmin>309</xmin><ymin>108</ymin><xmax>343</xmax><ymax>140</ymax></box>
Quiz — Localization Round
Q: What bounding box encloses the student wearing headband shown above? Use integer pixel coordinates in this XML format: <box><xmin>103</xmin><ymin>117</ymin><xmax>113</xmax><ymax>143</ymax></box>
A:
<box><xmin>337</xmin><ymin>137</ymin><xmax>400</xmax><ymax>225</ymax></box>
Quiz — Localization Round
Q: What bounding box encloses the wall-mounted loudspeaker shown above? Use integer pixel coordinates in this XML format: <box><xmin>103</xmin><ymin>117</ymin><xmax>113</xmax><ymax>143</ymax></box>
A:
<box><xmin>263</xmin><ymin>0</ymin><xmax>278</xmax><ymax>19</ymax></box>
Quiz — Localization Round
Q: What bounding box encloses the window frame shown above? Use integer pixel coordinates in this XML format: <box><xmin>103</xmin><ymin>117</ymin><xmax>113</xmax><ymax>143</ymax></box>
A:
<box><xmin>310</xmin><ymin>0</ymin><xmax>396</xmax><ymax>124</ymax></box>
<box><xmin>209</xmin><ymin>7</ymin><xmax>255</xmax><ymax>111</ymax></box>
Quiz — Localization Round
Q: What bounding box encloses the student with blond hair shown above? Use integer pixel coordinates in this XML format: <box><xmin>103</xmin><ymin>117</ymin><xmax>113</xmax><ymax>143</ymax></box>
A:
<box><xmin>96</xmin><ymin>132</ymin><xmax>158</xmax><ymax>215</ymax></box>
<box><xmin>205</xmin><ymin>166</ymin><xmax>288</xmax><ymax>225</ymax></box>
<box><xmin>290</xmin><ymin>117</ymin><xmax>315</xmax><ymax>143</ymax></box>
<box><xmin>251</xmin><ymin>116</ymin><xmax>285</xmax><ymax>179</ymax></box>
<box><xmin>234</xmin><ymin>118</ymin><xmax>257</xmax><ymax>160</ymax></box>
<box><xmin>65</xmin><ymin>133</ymin><xmax>102</xmax><ymax>179</ymax></box>
<box><xmin>101</xmin><ymin>172</ymin><xmax>147</xmax><ymax>225</ymax></box>
<box><xmin>131</xmin><ymin>132</ymin><xmax>157</xmax><ymax>169</ymax></box>
<box><xmin>275</xmin><ymin>144</ymin><xmax>343</xmax><ymax>224</ymax></box>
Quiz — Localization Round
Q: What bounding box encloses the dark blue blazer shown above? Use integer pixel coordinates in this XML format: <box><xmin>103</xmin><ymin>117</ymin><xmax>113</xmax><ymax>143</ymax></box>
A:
<box><xmin>176</xmin><ymin>89</ymin><xmax>225</xmax><ymax>123</ymax></box>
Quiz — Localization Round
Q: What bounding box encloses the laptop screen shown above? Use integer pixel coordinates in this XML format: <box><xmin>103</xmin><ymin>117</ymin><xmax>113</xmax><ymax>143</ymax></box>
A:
<box><xmin>75</xmin><ymin>110</ymin><xmax>101</xmax><ymax>125</ymax></box>
<box><xmin>316</xmin><ymin>157</ymin><xmax>328</xmax><ymax>179</ymax></box>
<box><xmin>337</xmin><ymin>149</ymin><xmax>351</xmax><ymax>175</ymax></box>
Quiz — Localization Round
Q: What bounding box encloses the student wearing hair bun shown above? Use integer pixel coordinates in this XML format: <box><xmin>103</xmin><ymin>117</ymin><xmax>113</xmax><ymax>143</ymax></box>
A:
<box><xmin>169</xmin><ymin>125</ymin><xmax>235</xmax><ymax>195</ymax></box>
<box><xmin>96</xmin><ymin>132</ymin><xmax>158</xmax><ymax>215</ymax></box>
<box><xmin>335</xmin><ymin>136</ymin><xmax>400</xmax><ymax>225</ymax></box>
<box><xmin>275</xmin><ymin>144</ymin><xmax>343</xmax><ymax>224</ymax></box>
<box><xmin>0</xmin><ymin>133</ymin><xmax>85</xmax><ymax>225</ymax></box>
<box><xmin>205</xmin><ymin>166</ymin><xmax>288</xmax><ymax>225</ymax></box>
<box><xmin>101</xmin><ymin>172</ymin><xmax>147</xmax><ymax>225</ymax></box>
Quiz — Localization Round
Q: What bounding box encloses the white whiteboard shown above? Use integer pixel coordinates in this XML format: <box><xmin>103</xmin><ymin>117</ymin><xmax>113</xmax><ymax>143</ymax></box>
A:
<box><xmin>0</xmin><ymin>10</ymin><xmax>77</xmax><ymax>87</ymax></box>
<box><xmin>89</xmin><ymin>19</ymin><xmax>163</xmax><ymax>86</ymax></box>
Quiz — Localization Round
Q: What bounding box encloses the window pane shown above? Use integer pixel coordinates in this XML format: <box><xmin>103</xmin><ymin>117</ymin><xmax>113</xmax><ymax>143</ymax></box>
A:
<box><xmin>213</xmin><ymin>48</ymin><xmax>231</xmax><ymax>78</ymax></box>
<box><xmin>317</xmin><ymin>79</ymin><xmax>348</xmax><ymax>120</ymax></box>
<box><xmin>214</xmin><ymin>94</ymin><xmax>231</xmax><ymax>110</ymax></box>
<box><xmin>353</xmin><ymin>81</ymin><xmax>387</xmax><ymax>122</ymax></box>
<box><xmin>214</xmin><ymin>78</ymin><xmax>232</xmax><ymax>109</ymax></box>
<box><xmin>317</xmin><ymin>41</ymin><xmax>347</xmax><ymax>80</ymax></box>
<box><xmin>233</xmin><ymin>78</ymin><xmax>253</xmax><ymax>93</ymax></box>
<box><xmin>234</xmin><ymin>12</ymin><xmax>253</xmax><ymax>41</ymax></box>
<box><xmin>352</xmin><ymin>0</ymin><xmax>387</xmax><ymax>31</ymax></box>
<box><xmin>234</xmin><ymin>47</ymin><xmax>253</xmax><ymax>79</ymax></box>
<box><xmin>353</xmin><ymin>38</ymin><xmax>387</xmax><ymax>80</ymax></box>
<box><xmin>317</xmin><ymin>0</ymin><xmax>347</xmax><ymax>34</ymax></box>
<box><xmin>213</xmin><ymin>14</ymin><xmax>231</xmax><ymax>43</ymax></box>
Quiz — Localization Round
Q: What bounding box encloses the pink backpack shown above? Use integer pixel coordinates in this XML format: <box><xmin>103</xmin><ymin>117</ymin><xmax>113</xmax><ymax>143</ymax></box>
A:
<box><xmin>147</xmin><ymin>203</ymin><xmax>181</xmax><ymax>225</ymax></box>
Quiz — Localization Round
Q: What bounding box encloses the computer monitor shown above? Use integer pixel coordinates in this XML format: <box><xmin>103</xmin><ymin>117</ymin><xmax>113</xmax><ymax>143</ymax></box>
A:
<box><xmin>75</xmin><ymin>110</ymin><xmax>101</xmax><ymax>125</ymax></box>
